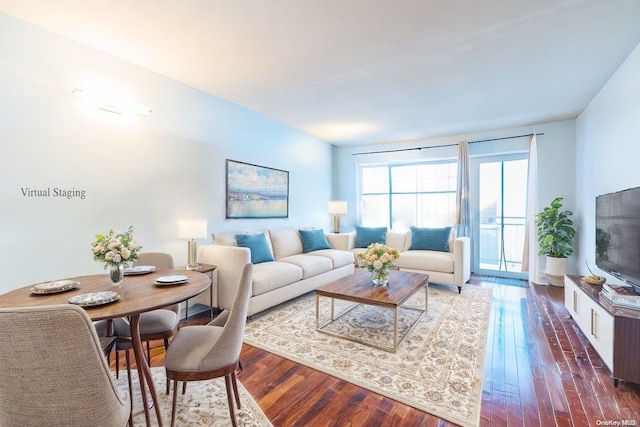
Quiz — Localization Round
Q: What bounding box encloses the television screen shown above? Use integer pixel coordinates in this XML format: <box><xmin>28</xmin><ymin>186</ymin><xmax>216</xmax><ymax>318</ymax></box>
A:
<box><xmin>596</xmin><ymin>186</ymin><xmax>640</xmax><ymax>289</ymax></box>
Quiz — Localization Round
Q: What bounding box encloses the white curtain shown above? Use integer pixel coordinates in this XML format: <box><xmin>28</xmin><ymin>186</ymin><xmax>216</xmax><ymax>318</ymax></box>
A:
<box><xmin>455</xmin><ymin>140</ymin><xmax>471</xmax><ymax>238</ymax></box>
<box><xmin>522</xmin><ymin>134</ymin><xmax>541</xmax><ymax>283</ymax></box>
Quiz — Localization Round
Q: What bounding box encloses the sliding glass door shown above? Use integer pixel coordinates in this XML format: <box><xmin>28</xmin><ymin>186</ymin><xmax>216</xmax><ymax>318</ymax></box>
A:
<box><xmin>471</xmin><ymin>154</ymin><xmax>528</xmax><ymax>278</ymax></box>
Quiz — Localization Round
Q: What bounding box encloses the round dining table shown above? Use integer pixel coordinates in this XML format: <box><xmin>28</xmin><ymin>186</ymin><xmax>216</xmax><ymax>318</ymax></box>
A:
<box><xmin>0</xmin><ymin>268</ymin><xmax>211</xmax><ymax>427</ymax></box>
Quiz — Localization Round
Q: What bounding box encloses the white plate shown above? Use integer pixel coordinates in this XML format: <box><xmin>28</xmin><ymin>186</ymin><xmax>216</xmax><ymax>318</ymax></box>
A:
<box><xmin>155</xmin><ymin>275</ymin><xmax>188</xmax><ymax>283</ymax></box>
<box><xmin>31</xmin><ymin>280</ymin><xmax>80</xmax><ymax>295</ymax></box>
<box><xmin>68</xmin><ymin>291</ymin><xmax>120</xmax><ymax>307</ymax></box>
<box><xmin>154</xmin><ymin>280</ymin><xmax>188</xmax><ymax>287</ymax></box>
<box><xmin>124</xmin><ymin>265</ymin><xmax>156</xmax><ymax>276</ymax></box>
<box><xmin>35</xmin><ymin>280</ymin><xmax>76</xmax><ymax>291</ymax></box>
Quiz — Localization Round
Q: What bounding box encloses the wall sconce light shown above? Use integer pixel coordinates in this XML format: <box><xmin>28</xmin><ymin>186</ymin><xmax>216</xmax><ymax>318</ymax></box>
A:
<box><xmin>72</xmin><ymin>87</ymin><xmax>152</xmax><ymax>116</ymax></box>
<box><xmin>328</xmin><ymin>201</ymin><xmax>347</xmax><ymax>233</ymax></box>
<box><xmin>178</xmin><ymin>220</ymin><xmax>208</xmax><ymax>270</ymax></box>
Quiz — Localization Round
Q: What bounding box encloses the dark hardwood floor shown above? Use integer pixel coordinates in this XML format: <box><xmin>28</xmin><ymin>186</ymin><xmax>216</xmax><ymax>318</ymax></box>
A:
<box><xmin>131</xmin><ymin>275</ymin><xmax>640</xmax><ymax>426</ymax></box>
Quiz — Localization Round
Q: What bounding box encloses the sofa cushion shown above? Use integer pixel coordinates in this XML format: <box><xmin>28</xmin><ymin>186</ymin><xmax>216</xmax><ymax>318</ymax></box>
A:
<box><xmin>355</xmin><ymin>226</ymin><xmax>387</xmax><ymax>248</ymax></box>
<box><xmin>395</xmin><ymin>250</ymin><xmax>455</xmax><ymax>273</ymax></box>
<box><xmin>235</xmin><ymin>233</ymin><xmax>275</xmax><ymax>264</ymax></box>
<box><xmin>252</xmin><ymin>261</ymin><xmax>303</xmax><ymax>296</ymax></box>
<box><xmin>386</xmin><ymin>231</ymin><xmax>408</xmax><ymax>252</ymax></box>
<box><xmin>269</xmin><ymin>228</ymin><xmax>303</xmax><ymax>259</ymax></box>
<box><xmin>308</xmin><ymin>249</ymin><xmax>354</xmax><ymax>268</ymax></box>
<box><xmin>213</xmin><ymin>230</ymin><xmax>275</xmax><ymax>252</ymax></box>
<box><xmin>299</xmin><ymin>229</ymin><xmax>331</xmax><ymax>253</ymax></box>
<box><xmin>408</xmin><ymin>226</ymin><xmax>451</xmax><ymax>252</ymax></box>
<box><xmin>278</xmin><ymin>254</ymin><xmax>333</xmax><ymax>279</ymax></box>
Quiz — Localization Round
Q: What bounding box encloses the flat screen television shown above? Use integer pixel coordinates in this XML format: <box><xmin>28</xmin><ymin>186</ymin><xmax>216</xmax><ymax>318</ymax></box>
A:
<box><xmin>595</xmin><ymin>186</ymin><xmax>640</xmax><ymax>291</ymax></box>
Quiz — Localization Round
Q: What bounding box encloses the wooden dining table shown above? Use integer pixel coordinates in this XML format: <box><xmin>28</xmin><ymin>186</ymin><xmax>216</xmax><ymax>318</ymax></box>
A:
<box><xmin>0</xmin><ymin>268</ymin><xmax>211</xmax><ymax>427</ymax></box>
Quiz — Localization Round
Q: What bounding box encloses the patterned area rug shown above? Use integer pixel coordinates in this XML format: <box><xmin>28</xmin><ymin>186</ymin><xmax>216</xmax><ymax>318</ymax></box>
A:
<box><xmin>244</xmin><ymin>283</ymin><xmax>492</xmax><ymax>427</ymax></box>
<box><xmin>115</xmin><ymin>367</ymin><xmax>272</xmax><ymax>427</ymax></box>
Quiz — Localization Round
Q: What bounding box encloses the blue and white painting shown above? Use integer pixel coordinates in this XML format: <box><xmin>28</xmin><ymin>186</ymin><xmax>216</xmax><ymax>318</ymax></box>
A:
<box><xmin>226</xmin><ymin>159</ymin><xmax>289</xmax><ymax>218</ymax></box>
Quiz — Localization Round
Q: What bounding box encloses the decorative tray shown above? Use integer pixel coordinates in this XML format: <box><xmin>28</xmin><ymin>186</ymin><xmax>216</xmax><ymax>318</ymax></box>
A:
<box><xmin>124</xmin><ymin>265</ymin><xmax>156</xmax><ymax>276</ymax></box>
<box><xmin>154</xmin><ymin>275</ymin><xmax>188</xmax><ymax>286</ymax></box>
<box><xmin>68</xmin><ymin>291</ymin><xmax>120</xmax><ymax>307</ymax></box>
<box><xmin>30</xmin><ymin>280</ymin><xmax>80</xmax><ymax>295</ymax></box>
<box><xmin>582</xmin><ymin>275</ymin><xmax>606</xmax><ymax>286</ymax></box>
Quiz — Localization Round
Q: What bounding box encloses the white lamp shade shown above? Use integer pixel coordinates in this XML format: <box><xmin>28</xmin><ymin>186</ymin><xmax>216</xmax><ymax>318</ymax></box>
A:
<box><xmin>178</xmin><ymin>220</ymin><xmax>208</xmax><ymax>239</ymax></box>
<box><xmin>328</xmin><ymin>201</ymin><xmax>347</xmax><ymax>215</ymax></box>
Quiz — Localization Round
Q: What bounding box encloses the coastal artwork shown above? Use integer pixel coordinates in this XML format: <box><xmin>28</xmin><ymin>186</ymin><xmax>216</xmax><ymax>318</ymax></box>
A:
<box><xmin>226</xmin><ymin>159</ymin><xmax>289</xmax><ymax>218</ymax></box>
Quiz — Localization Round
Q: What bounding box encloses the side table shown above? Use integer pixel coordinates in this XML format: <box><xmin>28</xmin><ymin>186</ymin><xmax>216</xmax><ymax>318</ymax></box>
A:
<box><xmin>179</xmin><ymin>263</ymin><xmax>217</xmax><ymax>322</ymax></box>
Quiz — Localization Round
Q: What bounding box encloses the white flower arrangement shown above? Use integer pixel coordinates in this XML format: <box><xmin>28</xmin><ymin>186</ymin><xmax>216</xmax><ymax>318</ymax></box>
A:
<box><xmin>91</xmin><ymin>226</ymin><xmax>141</xmax><ymax>267</ymax></box>
<box><xmin>356</xmin><ymin>243</ymin><xmax>400</xmax><ymax>274</ymax></box>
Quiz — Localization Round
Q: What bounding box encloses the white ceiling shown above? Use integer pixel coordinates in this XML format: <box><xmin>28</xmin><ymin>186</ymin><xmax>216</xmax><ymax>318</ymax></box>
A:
<box><xmin>1</xmin><ymin>0</ymin><xmax>640</xmax><ymax>146</ymax></box>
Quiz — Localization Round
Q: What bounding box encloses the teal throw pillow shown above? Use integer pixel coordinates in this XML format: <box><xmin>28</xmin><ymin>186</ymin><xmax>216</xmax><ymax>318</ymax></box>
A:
<box><xmin>355</xmin><ymin>226</ymin><xmax>387</xmax><ymax>248</ymax></box>
<box><xmin>408</xmin><ymin>226</ymin><xmax>451</xmax><ymax>252</ymax></box>
<box><xmin>299</xmin><ymin>229</ymin><xmax>331</xmax><ymax>253</ymax></box>
<box><xmin>235</xmin><ymin>233</ymin><xmax>275</xmax><ymax>264</ymax></box>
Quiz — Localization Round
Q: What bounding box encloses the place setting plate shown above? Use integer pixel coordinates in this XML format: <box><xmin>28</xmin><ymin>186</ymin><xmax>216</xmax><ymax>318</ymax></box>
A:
<box><xmin>30</xmin><ymin>280</ymin><xmax>80</xmax><ymax>295</ymax></box>
<box><xmin>68</xmin><ymin>291</ymin><xmax>120</xmax><ymax>307</ymax></box>
<box><xmin>154</xmin><ymin>275</ymin><xmax>189</xmax><ymax>286</ymax></box>
<box><xmin>124</xmin><ymin>265</ymin><xmax>156</xmax><ymax>276</ymax></box>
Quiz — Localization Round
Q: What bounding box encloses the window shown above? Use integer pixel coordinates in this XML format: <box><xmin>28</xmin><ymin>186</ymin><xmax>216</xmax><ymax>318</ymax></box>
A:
<box><xmin>360</xmin><ymin>161</ymin><xmax>457</xmax><ymax>229</ymax></box>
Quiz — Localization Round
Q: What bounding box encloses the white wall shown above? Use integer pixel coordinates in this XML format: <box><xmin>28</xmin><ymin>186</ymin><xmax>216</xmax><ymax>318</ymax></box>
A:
<box><xmin>0</xmin><ymin>14</ymin><xmax>335</xmax><ymax>291</ymax></box>
<box><xmin>334</xmin><ymin>120</ymin><xmax>577</xmax><ymax>273</ymax></box>
<box><xmin>575</xmin><ymin>42</ymin><xmax>640</xmax><ymax>281</ymax></box>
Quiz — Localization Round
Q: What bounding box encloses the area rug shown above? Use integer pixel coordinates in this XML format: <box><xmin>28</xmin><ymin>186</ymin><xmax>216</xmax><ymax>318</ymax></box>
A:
<box><xmin>115</xmin><ymin>367</ymin><xmax>272</xmax><ymax>427</ymax></box>
<box><xmin>243</xmin><ymin>283</ymin><xmax>492</xmax><ymax>427</ymax></box>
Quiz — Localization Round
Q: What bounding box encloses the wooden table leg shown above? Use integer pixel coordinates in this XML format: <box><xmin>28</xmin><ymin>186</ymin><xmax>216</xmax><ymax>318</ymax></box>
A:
<box><xmin>130</xmin><ymin>314</ymin><xmax>163</xmax><ymax>427</ymax></box>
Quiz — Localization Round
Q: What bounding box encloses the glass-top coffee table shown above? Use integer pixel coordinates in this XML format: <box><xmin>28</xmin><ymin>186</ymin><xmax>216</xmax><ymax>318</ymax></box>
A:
<box><xmin>315</xmin><ymin>269</ymin><xmax>429</xmax><ymax>352</ymax></box>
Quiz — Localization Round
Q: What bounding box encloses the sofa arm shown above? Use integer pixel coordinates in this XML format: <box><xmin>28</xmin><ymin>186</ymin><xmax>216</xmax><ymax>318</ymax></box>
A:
<box><xmin>326</xmin><ymin>231</ymin><xmax>355</xmax><ymax>250</ymax></box>
<box><xmin>198</xmin><ymin>244</ymin><xmax>251</xmax><ymax>311</ymax></box>
<box><xmin>452</xmin><ymin>237</ymin><xmax>471</xmax><ymax>287</ymax></box>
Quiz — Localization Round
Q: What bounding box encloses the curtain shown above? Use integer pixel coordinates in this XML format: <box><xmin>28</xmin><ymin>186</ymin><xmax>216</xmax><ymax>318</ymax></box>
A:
<box><xmin>455</xmin><ymin>140</ymin><xmax>471</xmax><ymax>238</ymax></box>
<box><xmin>522</xmin><ymin>134</ymin><xmax>541</xmax><ymax>283</ymax></box>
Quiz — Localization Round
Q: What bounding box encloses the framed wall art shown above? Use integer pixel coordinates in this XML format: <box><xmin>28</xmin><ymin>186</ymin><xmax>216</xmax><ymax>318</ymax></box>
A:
<box><xmin>226</xmin><ymin>159</ymin><xmax>289</xmax><ymax>219</ymax></box>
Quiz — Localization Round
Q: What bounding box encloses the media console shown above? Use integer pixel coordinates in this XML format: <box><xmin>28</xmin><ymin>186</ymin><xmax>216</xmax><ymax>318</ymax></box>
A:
<box><xmin>565</xmin><ymin>275</ymin><xmax>640</xmax><ymax>386</ymax></box>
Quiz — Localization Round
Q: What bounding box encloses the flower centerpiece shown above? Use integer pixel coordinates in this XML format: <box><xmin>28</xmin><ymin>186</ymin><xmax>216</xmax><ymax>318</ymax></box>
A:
<box><xmin>356</xmin><ymin>243</ymin><xmax>400</xmax><ymax>286</ymax></box>
<box><xmin>91</xmin><ymin>226</ymin><xmax>141</xmax><ymax>286</ymax></box>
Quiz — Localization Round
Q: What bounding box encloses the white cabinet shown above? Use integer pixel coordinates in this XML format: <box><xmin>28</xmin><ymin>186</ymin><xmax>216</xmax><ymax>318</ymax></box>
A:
<box><xmin>565</xmin><ymin>276</ymin><xmax>614</xmax><ymax>370</ymax></box>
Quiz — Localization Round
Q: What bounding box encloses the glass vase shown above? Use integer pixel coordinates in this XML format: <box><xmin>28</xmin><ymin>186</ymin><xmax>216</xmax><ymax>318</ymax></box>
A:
<box><xmin>108</xmin><ymin>262</ymin><xmax>125</xmax><ymax>287</ymax></box>
<box><xmin>371</xmin><ymin>267</ymin><xmax>390</xmax><ymax>286</ymax></box>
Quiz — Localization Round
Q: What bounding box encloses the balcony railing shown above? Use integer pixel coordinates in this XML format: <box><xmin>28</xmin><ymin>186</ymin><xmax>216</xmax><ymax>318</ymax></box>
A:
<box><xmin>479</xmin><ymin>216</ymin><xmax>526</xmax><ymax>273</ymax></box>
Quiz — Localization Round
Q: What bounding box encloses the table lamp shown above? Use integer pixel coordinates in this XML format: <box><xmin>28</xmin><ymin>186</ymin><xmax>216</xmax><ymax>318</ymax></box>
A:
<box><xmin>328</xmin><ymin>201</ymin><xmax>347</xmax><ymax>233</ymax></box>
<box><xmin>178</xmin><ymin>220</ymin><xmax>208</xmax><ymax>270</ymax></box>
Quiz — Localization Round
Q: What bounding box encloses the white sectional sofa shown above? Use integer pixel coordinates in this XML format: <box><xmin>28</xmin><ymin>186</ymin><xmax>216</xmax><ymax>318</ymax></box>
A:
<box><xmin>329</xmin><ymin>227</ymin><xmax>471</xmax><ymax>293</ymax></box>
<box><xmin>198</xmin><ymin>228</ymin><xmax>354</xmax><ymax>316</ymax></box>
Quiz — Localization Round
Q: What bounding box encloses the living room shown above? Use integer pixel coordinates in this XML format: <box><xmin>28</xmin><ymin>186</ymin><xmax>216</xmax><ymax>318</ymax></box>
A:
<box><xmin>3</xmin><ymin>4</ymin><xmax>638</xmax><ymax>290</ymax></box>
<box><xmin>1</xmin><ymin>1</ymin><xmax>640</xmax><ymax>426</ymax></box>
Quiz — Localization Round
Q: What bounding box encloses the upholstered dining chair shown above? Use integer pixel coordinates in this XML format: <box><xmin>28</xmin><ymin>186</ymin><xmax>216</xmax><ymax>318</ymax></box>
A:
<box><xmin>0</xmin><ymin>304</ymin><xmax>130</xmax><ymax>427</ymax></box>
<box><xmin>165</xmin><ymin>263</ymin><xmax>253</xmax><ymax>427</ymax></box>
<box><xmin>112</xmin><ymin>252</ymin><xmax>181</xmax><ymax>394</ymax></box>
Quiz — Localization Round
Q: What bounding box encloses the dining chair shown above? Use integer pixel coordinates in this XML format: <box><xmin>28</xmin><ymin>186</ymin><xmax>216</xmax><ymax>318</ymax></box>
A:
<box><xmin>112</xmin><ymin>252</ymin><xmax>181</xmax><ymax>394</ymax></box>
<box><xmin>165</xmin><ymin>263</ymin><xmax>253</xmax><ymax>427</ymax></box>
<box><xmin>0</xmin><ymin>304</ymin><xmax>130</xmax><ymax>427</ymax></box>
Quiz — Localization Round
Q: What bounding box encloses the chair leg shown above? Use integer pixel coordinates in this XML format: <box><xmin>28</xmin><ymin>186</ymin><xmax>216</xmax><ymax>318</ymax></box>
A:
<box><xmin>171</xmin><ymin>380</ymin><xmax>179</xmax><ymax>427</ymax></box>
<box><xmin>224</xmin><ymin>374</ymin><xmax>238</xmax><ymax>427</ymax></box>
<box><xmin>146</xmin><ymin>340</ymin><xmax>151</xmax><ymax>366</ymax></box>
<box><xmin>182</xmin><ymin>381</ymin><xmax>187</xmax><ymax>394</ymax></box>
<box><xmin>231</xmin><ymin>371</ymin><xmax>241</xmax><ymax>410</ymax></box>
<box><xmin>164</xmin><ymin>338</ymin><xmax>171</xmax><ymax>395</ymax></box>
<box><xmin>115</xmin><ymin>349</ymin><xmax>120</xmax><ymax>379</ymax></box>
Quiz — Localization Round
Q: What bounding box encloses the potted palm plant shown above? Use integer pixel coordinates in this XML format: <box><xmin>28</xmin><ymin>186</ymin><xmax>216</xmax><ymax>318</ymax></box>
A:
<box><xmin>535</xmin><ymin>197</ymin><xmax>576</xmax><ymax>287</ymax></box>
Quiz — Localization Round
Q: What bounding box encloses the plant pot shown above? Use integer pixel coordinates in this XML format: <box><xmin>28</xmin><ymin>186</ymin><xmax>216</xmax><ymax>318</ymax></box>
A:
<box><xmin>545</xmin><ymin>256</ymin><xmax>567</xmax><ymax>287</ymax></box>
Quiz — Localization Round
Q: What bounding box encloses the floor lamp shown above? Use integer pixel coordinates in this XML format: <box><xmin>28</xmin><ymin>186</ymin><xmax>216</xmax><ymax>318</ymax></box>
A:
<box><xmin>178</xmin><ymin>220</ymin><xmax>208</xmax><ymax>270</ymax></box>
<box><xmin>328</xmin><ymin>201</ymin><xmax>347</xmax><ymax>233</ymax></box>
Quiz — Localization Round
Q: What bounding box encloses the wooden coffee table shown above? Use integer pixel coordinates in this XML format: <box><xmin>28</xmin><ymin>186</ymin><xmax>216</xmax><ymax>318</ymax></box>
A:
<box><xmin>315</xmin><ymin>269</ymin><xmax>429</xmax><ymax>352</ymax></box>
